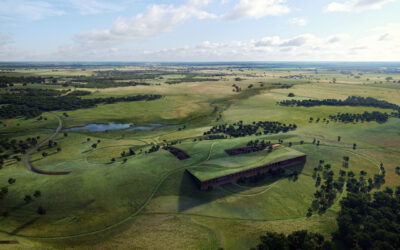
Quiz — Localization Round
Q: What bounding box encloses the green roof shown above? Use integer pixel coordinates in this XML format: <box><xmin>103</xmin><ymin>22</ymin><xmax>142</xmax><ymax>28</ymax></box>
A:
<box><xmin>188</xmin><ymin>147</ymin><xmax>305</xmax><ymax>182</ymax></box>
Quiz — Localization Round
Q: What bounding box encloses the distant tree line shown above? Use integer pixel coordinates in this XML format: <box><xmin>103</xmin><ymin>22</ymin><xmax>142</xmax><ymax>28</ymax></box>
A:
<box><xmin>71</xmin><ymin>80</ymin><xmax>151</xmax><ymax>88</ymax></box>
<box><xmin>0</xmin><ymin>88</ymin><xmax>162</xmax><ymax>119</ymax></box>
<box><xmin>328</xmin><ymin>111</ymin><xmax>391</xmax><ymax>124</ymax></box>
<box><xmin>204</xmin><ymin>121</ymin><xmax>297</xmax><ymax>138</ymax></box>
<box><xmin>279</xmin><ymin>96</ymin><xmax>400</xmax><ymax>111</ymax></box>
<box><xmin>0</xmin><ymin>76</ymin><xmax>45</xmax><ymax>87</ymax></box>
<box><xmin>165</xmin><ymin>73</ymin><xmax>218</xmax><ymax>84</ymax></box>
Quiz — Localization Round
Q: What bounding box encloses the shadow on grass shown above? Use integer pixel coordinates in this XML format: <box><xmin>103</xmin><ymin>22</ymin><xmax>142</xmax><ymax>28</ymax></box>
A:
<box><xmin>10</xmin><ymin>217</ymin><xmax>39</xmax><ymax>235</ymax></box>
<box><xmin>177</xmin><ymin>163</ymin><xmax>305</xmax><ymax>212</ymax></box>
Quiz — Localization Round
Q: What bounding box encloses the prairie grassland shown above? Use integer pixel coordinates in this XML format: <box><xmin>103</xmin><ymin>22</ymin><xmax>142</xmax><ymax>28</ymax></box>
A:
<box><xmin>0</xmin><ymin>66</ymin><xmax>399</xmax><ymax>249</ymax></box>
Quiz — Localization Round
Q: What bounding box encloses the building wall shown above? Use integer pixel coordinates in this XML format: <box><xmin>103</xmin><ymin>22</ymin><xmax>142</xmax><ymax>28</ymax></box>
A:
<box><xmin>197</xmin><ymin>155</ymin><xmax>306</xmax><ymax>190</ymax></box>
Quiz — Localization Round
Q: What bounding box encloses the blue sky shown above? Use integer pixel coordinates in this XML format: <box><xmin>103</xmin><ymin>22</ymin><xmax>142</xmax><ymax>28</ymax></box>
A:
<box><xmin>0</xmin><ymin>0</ymin><xmax>399</xmax><ymax>61</ymax></box>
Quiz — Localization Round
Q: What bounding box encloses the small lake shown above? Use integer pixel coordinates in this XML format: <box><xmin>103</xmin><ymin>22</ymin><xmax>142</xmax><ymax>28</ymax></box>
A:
<box><xmin>69</xmin><ymin>123</ymin><xmax>132</xmax><ymax>132</ymax></box>
<box><xmin>129</xmin><ymin>126</ymin><xmax>152</xmax><ymax>131</ymax></box>
<box><xmin>69</xmin><ymin>122</ymin><xmax>175</xmax><ymax>132</ymax></box>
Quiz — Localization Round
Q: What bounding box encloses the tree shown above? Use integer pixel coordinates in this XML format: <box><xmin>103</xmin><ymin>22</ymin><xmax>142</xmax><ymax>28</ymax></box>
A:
<box><xmin>255</xmin><ymin>231</ymin><xmax>287</xmax><ymax>250</ymax></box>
<box><xmin>123</xmin><ymin>158</ymin><xmax>127</xmax><ymax>163</ymax></box>
<box><xmin>63</xmin><ymin>132</ymin><xmax>68</xmax><ymax>137</ymax></box>
<box><xmin>337</xmin><ymin>136</ymin><xmax>341</xmax><ymax>142</ymax></box>
<box><xmin>57</xmin><ymin>147</ymin><xmax>61</xmax><ymax>152</ymax></box>
<box><xmin>24</xmin><ymin>195</ymin><xmax>32</xmax><ymax>203</ymax></box>
<box><xmin>34</xmin><ymin>190</ymin><xmax>41</xmax><ymax>198</ymax></box>
<box><xmin>42</xmin><ymin>152</ymin><xmax>48</xmax><ymax>157</ymax></box>
<box><xmin>385</xmin><ymin>76</ymin><xmax>393</xmax><ymax>81</ymax></box>
<box><xmin>111</xmin><ymin>158</ymin><xmax>115</xmax><ymax>162</ymax></box>
<box><xmin>87</xmin><ymin>138</ymin><xmax>91</xmax><ymax>142</ymax></box>
<box><xmin>91</xmin><ymin>144</ymin><xmax>97</xmax><ymax>149</ymax></box>
<box><xmin>353</xmin><ymin>143</ymin><xmax>357</xmax><ymax>150</ymax></box>
<box><xmin>37</xmin><ymin>206</ymin><xmax>46</xmax><ymax>215</ymax></box>
<box><xmin>8</xmin><ymin>178</ymin><xmax>16</xmax><ymax>184</ymax></box>
<box><xmin>306</xmin><ymin>208</ymin><xmax>312</xmax><ymax>217</ymax></box>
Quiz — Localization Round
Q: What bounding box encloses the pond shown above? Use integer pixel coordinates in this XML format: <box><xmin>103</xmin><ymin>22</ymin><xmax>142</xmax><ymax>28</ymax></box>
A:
<box><xmin>69</xmin><ymin>122</ymin><xmax>175</xmax><ymax>132</ymax></box>
<box><xmin>69</xmin><ymin>123</ymin><xmax>132</xmax><ymax>132</ymax></box>
<box><xmin>129</xmin><ymin>126</ymin><xmax>152</xmax><ymax>131</ymax></box>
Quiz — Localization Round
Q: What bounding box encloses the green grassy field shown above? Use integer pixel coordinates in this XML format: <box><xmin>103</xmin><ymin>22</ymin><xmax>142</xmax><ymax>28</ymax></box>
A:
<box><xmin>0</xmin><ymin>65</ymin><xmax>399</xmax><ymax>249</ymax></box>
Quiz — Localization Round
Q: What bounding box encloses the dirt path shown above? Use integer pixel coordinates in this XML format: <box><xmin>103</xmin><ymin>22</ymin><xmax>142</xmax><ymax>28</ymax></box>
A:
<box><xmin>23</xmin><ymin>112</ymin><xmax>71</xmax><ymax>175</ymax></box>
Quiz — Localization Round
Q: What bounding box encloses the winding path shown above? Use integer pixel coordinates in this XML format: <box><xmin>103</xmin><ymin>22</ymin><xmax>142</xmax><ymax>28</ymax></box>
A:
<box><xmin>23</xmin><ymin>112</ymin><xmax>71</xmax><ymax>175</ymax></box>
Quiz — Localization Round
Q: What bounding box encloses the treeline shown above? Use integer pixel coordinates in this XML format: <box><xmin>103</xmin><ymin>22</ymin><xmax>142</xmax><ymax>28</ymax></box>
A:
<box><xmin>0</xmin><ymin>105</ymin><xmax>41</xmax><ymax>119</ymax></box>
<box><xmin>204</xmin><ymin>121</ymin><xmax>297</xmax><ymax>138</ymax></box>
<box><xmin>71</xmin><ymin>80</ymin><xmax>151</xmax><ymax>88</ymax></box>
<box><xmin>66</xmin><ymin>90</ymin><xmax>91</xmax><ymax>96</ymax></box>
<box><xmin>0</xmin><ymin>137</ymin><xmax>40</xmax><ymax>168</ymax></box>
<box><xmin>0</xmin><ymin>76</ymin><xmax>45</xmax><ymax>86</ymax></box>
<box><xmin>279</xmin><ymin>96</ymin><xmax>400</xmax><ymax>111</ymax></box>
<box><xmin>0</xmin><ymin>88</ymin><xmax>162</xmax><ymax>119</ymax></box>
<box><xmin>328</xmin><ymin>111</ymin><xmax>391</xmax><ymax>124</ymax></box>
<box><xmin>165</xmin><ymin>73</ymin><xmax>218</xmax><ymax>84</ymax></box>
<box><xmin>253</xmin><ymin>184</ymin><xmax>400</xmax><ymax>250</ymax></box>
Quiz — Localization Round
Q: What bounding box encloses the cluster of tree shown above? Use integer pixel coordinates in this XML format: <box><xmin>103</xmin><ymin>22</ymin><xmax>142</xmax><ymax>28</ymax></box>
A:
<box><xmin>0</xmin><ymin>137</ymin><xmax>40</xmax><ymax>167</ymax></box>
<box><xmin>66</xmin><ymin>90</ymin><xmax>91</xmax><ymax>96</ymax></box>
<box><xmin>0</xmin><ymin>76</ymin><xmax>45</xmax><ymax>87</ymax></box>
<box><xmin>232</xmin><ymin>84</ymin><xmax>242</xmax><ymax>92</ymax></box>
<box><xmin>254</xmin><ymin>177</ymin><xmax>400</xmax><ymax>250</ymax></box>
<box><xmin>0</xmin><ymin>88</ymin><xmax>162</xmax><ymax>119</ymax></box>
<box><xmin>271</xmin><ymin>83</ymin><xmax>293</xmax><ymax>89</ymax></box>
<box><xmin>279</xmin><ymin>96</ymin><xmax>400</xmax><ymax>111</ymax></box>
<box><xmin>71</xmin><ymin>80</ymin><xmax>151</xmax><ymax>88</ymax></box>
<box><xmin>165</xmin><ymin>73</ymin><xmax>218</xmax><ymax>84</ymax></box>
<box><xmin>310</xmin><ymin>160</ymin><xmax>343</xmax><ymax>215</ymax></box>
<box><xmin>333</xmin><ymin>185</ymin><xmax>400</xmax><ymax>249</ymax></box>
<box><xmin>205</xmin><ymin>135</ymin><xmax>227</xmax><ymax>140</ymax></box>
<box><xmin>252</xmin><ymin>230</ymin><xmax>330</xmax><ymax>250</ymax></box>
<box><xmin>145</xmin><ymin>145</ymin><xmax>160</xmax><ymax>154</ymax></box>
<box><xmin>328</xmin><ymin>111</ymin><xmax>391</xmax><ymax>124</ymax></box>
<box><xmin>204</xmin><ymin>121</ymin><xmax>297</xmax><ymax>138</ymax></box>
<box><xmin>0</xmin><ymin>105</ymin><xmax>42</xmax><ymax>119</ymax></box>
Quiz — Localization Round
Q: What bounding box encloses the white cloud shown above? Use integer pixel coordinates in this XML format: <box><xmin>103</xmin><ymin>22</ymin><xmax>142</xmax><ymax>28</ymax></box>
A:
<box><xmin>224</xmin><ymin>0</ymin><xmax>290</xmax><ymax>20</ymax></box>
<box><xmin>289</xmin><ymin>17</ymin><xmax>307</xmax><ymax>26</ymax></box>
<box><xmin>325</xmin><ymin>0</ymin><xmax>394</xmax><ymax>13</ymax></box>
<box><xmin>0</xmin><ymin>0</ymin><xmax>64</xmax><ymax>20</ymax></box>
<box><xmin>133</xmin><ymin>33</ymin><xmax>350</xmax><ymax>61</ymax></box>
<box><xmin>74</xmin><ymin>2</ymin><xmax>216</xmax><ymax>46</ymax></box>
<box><xmin>326</xmin><ymin>34</ymin><xmax>350</xmax><ymax>43</ymax></box>
<box><xmin>69</xmin><ymin>0</ymin><xmax>124</xmax><ymax>15</ymax></box>
<box><xmin>38</xmin><ymin>23</ymin><xmax>400</xmax><ymax>61</ymax></box>
<box><xmin>255</xmin><ymin>34</ymin><xmax>313</xmax><ymax>47</ymax></box>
